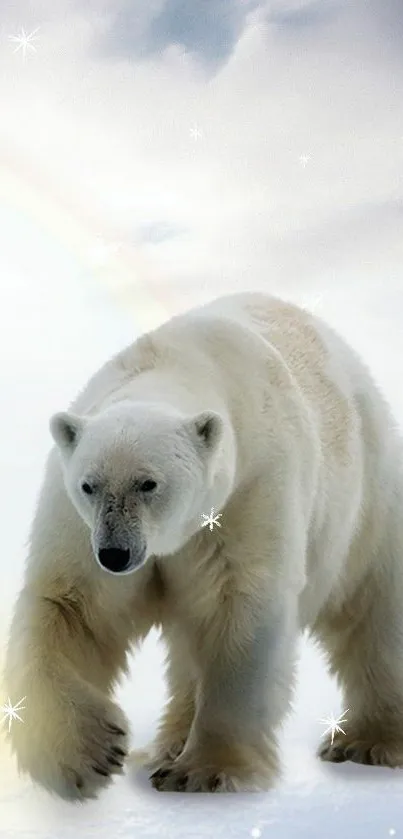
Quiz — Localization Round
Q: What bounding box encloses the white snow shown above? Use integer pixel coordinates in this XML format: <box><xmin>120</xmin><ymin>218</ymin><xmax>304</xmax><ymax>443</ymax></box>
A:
<box><xmin>0</xmin><ymin>213</ymin><xmax>402</xmax><ymax>839</ymax></box>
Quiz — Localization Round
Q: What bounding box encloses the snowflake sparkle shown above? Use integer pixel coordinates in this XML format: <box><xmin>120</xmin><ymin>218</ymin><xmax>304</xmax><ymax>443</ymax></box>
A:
<box><xmin>190</xmin><ymin>123</ymin><xmax>203</xmax><ymax>141</ymax></box>
<box><xmin>299</xmin><ymin>154</ymin><xmax>311</xmax><ymax>168</ymax></box>
<box><xmin>319</xmin><ymin>708</ymin><xmax>349</xmax><ymax>745</ymax></box>
<box><xmin>201</xmin><ymin>507</ymin><xmax>222</xmax><ymax>531</ymax></box>
<box><xmin>9</xmin><ymin>27</ymin><xmax>40</xmax><ymax>59</ymax></box>
<box><xmin>1</xmin><ymin>696</ymin><xmax>26</xmax><ymax>733</ymax></box>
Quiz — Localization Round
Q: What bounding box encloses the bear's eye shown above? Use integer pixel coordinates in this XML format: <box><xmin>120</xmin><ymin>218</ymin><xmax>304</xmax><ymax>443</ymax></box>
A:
<box><xmin>140</xmin><ymin>479</ymin><xmax>157</xmax><ymax>493</ymax></box>
<box><xmin>81</xmin><ymin>481</ymin><xmax>94</xmax><ymax>496</ymax></box>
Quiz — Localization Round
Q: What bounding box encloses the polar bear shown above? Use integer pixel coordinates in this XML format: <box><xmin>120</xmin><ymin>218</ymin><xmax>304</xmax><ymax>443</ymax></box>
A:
<box><xmin>4</xmin><ymin>291</ymin><xmax>403</xmax><ymax>801</ymax></box>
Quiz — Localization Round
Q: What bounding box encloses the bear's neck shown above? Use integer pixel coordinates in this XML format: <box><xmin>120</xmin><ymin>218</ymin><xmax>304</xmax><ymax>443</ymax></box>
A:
<box><xmin>123</xmin><ymin>366</ymin><xmax>227</xmax><ymax>417</ymax></box>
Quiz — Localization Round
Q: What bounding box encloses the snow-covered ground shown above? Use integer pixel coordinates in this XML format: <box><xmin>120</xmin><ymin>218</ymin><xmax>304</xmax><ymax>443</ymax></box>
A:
<box><xmin>0</xmin><ymin>211</ymin><xmax>402</xmax><ymax>839</ymax></box>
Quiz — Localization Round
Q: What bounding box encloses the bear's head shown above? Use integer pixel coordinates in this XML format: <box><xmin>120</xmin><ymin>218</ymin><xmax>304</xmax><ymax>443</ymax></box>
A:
<box><xmin>49</xmin><ymin>400</ymin><xmax>234</xmax><ymax>575</ymax></box>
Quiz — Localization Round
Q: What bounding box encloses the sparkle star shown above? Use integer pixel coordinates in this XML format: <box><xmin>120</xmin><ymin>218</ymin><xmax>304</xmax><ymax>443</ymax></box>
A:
<box><xmin>201</xmin><ymin>507</ymin><xmax>222</xmax><ymax>531</ymax></box>
<box><xmin>190</xmin><ymin>123</ymin><xmax>203</xmax><ymax>141</ymax></box>
<box><xmin>299</xmin><ymin>154</ymin><xmax>311</xmax><ymax>168</ymax></box>
<box><xmin>1</xmin><ymin>696</ymin><xmax>26</xmax><ymax>733</ymax></box>
<box><xmin>319</xmin><ymin>708</ymin><xmax>349</xmax><ymax>745</ymax></box>
<box><xmin>9</xmin><ymin>27</ymin><xmax>40</xmax><ymax>59</ymax></box>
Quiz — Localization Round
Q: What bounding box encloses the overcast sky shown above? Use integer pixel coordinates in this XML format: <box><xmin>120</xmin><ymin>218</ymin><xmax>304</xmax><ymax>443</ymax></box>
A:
<box><xmin>0</xmin><ymin>0</ymin><xmax>402</xmax><ymax>319</ymax></box>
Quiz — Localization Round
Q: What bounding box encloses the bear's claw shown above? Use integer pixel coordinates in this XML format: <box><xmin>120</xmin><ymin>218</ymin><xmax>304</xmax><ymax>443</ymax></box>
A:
<box><xmin>149</xmin><ymin>764</ymin><xmax>237</xmax><ymax>792</ymax></box>
<box><xmin>93</xmin><ymin>765</ymin><xmax>110</xmax><ymax>777</ymax></box>
<box><xmin>318</xmin><ymin>731</ymin><xmax>403</xmax><ymax>767</ymax></box>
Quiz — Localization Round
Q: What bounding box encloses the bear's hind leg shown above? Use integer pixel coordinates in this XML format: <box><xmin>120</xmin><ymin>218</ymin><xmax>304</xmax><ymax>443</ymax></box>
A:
<box><xmin>315</xmin><ymin>559</ymin><xmax>403</xmax><ymax>768</ymax></box>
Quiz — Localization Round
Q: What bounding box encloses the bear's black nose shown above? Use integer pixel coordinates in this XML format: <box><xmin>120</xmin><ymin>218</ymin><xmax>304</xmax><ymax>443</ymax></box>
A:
<box><xmin>98</xmin><ymin>547</ymin><xmax>131</xmax><ymax>573</ymax></box>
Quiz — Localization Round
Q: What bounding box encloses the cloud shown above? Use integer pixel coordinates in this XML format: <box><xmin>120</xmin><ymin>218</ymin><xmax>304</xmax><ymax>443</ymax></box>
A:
<box><xmin>266</xmin><ymin>0</ymin><xmax>340</xmax><ymax>29</ymax></box>
<box><xmin>0</xmin><ymin>0</ymin><xmax>401</xmax><ymax>320</ymax></box>
<box><xmin>97</xmin><ymin>0</ymin><xmax>248</xmax><ymax>70</ymax></box>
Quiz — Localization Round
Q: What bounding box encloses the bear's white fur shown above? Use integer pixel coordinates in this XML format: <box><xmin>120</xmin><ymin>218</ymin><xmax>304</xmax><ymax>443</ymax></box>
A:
<box><xmin>5</xmin><ymin>291</ymin><xmax>403</xmax><ymax>799</ymax></box>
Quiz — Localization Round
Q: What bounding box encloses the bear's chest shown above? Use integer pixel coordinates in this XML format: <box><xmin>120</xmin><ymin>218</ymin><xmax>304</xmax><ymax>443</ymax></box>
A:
<box><xmin>154</xmin><ymin>537</ymin><xmax>248</xmax><ymax>634</ymax></box>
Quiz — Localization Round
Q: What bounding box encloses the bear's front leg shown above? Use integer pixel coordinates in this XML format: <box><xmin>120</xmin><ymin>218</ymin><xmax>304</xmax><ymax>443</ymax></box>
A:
<box><xmin>143</xmin><ymin>649</ymin><xmax>196</xmax><ymax>777</ymax></box>
<box><xmin>4</xmin><ymin>582</ymin><xmax>137</xmax><ymax>801</ymax></box>
<box><xmin>152</xmin><ymin>596</ymin><xmax>298</xmax><ymax>793</ymax></box>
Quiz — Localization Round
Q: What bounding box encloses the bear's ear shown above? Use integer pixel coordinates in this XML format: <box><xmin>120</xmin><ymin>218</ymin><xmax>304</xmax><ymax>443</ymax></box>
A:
<box><xmin>49</xmin><ymin>411</ymin><xmax>85</xmax><ymax>451</ymax></box>
<box><xmin>184</xmin><ymin>410</ymin><xmax>224</xmax><ymax>453</ymax></box>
